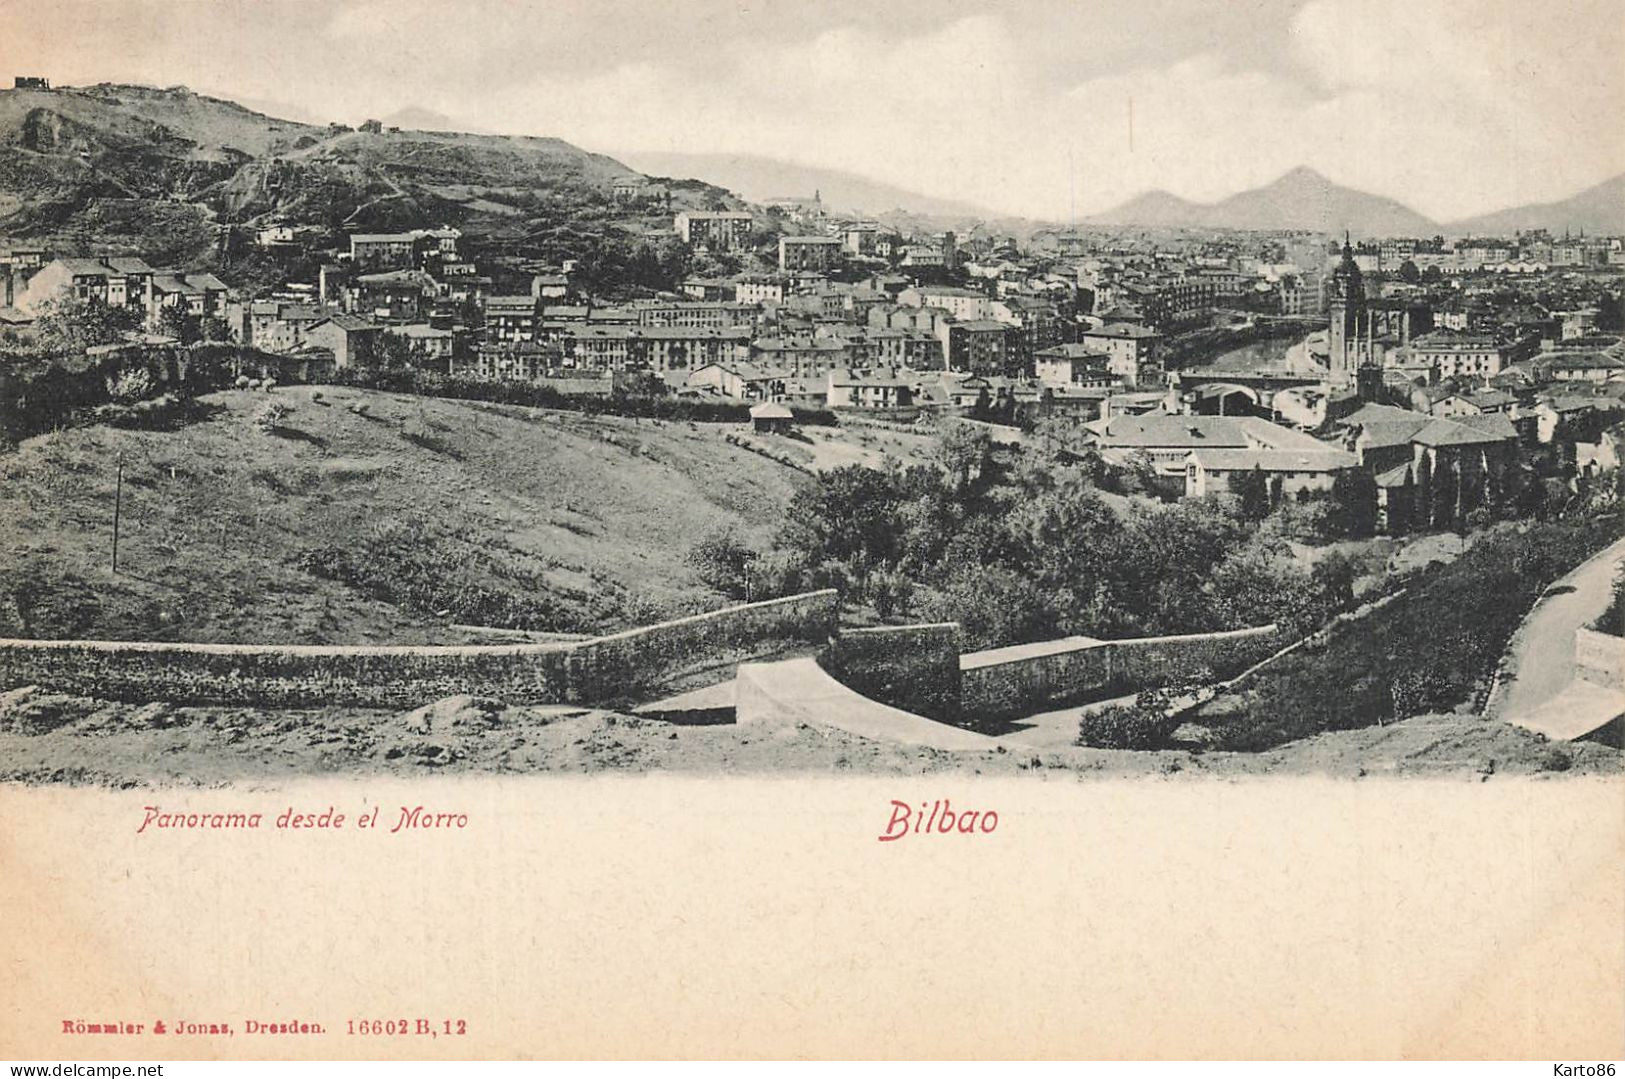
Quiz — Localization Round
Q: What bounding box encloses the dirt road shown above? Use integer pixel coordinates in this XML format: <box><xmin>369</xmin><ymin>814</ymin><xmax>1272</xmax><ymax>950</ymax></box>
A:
<box><xmin>1497</xmin><ymin>534</ymin><xmax>1625</xmax><ymax>737</ymax></box>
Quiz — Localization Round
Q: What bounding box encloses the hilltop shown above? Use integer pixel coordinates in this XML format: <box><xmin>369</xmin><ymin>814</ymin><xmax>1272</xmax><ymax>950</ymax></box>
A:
<box><xmin>0</xmin><ymin>82</ymin><xmax>740</xmax><ymax>264</ymax></box>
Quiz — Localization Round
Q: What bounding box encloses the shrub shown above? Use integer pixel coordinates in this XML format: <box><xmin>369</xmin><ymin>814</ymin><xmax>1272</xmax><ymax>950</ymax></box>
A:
<box><xmin>1078</xmin><ymin>702</ymin><xmax>1170</xmax><ymax>749</ymax></box>
<box><xmin>685</xmin><ymin>529</ymin><xmax>759</xmax><ymax>599</ymax></box>
<box><xmin>254</xmin><ymin>401</ymin><xmax>291</xmax><ymax>433</ymax></box>
<box><xmin>1536</xmin><ymin>747</ymin><xmax>1573</xmax><ymax>773</ymax></box>
<box><xmin>295</xmin><ymin>518</ymin><xmax>577</xmax><ymax>632</ymax></box>
<box><xmin>1077</xmin><ymin>688</ymin><xmax>1184</xmax><ymax>749</ymax></box>
<box><xmin>1206</xmin><ymin>512</ymin><xmax>1621</xmax><ymax>751</ymax></box>
<box><xmin>1079</xmin><ymin>678</ymin><xmax>1209</xmax><ymax>749</ymax></box>
<box><xmin>107</xmin><ymin>367</ymin><xmax>154</xmax><ymax>404</ymax></box>
<box><xmin>869</xmin><ymin>569</ymin><xmax>916</xmax><ymax>620</ymax></box>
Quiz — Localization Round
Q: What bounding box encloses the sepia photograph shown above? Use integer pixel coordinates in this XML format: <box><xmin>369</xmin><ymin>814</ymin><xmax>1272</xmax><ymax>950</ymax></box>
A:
<box><xmin>0</xmin><ymin>0</ymin><xmax>1621</xmax><ymax>1064</ymax></box>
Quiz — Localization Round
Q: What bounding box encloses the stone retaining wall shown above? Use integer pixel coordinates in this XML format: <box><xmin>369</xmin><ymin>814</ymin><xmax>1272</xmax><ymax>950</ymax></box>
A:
<box><xmin>960</xmin><ymin>637</ymin><xmax>1110</xmax><ymax>721</ymax></box>
<box><xmin>1110</xmin><ymin>626</ymin><xmax>1283</xmax><ymax>689</ymax></box>
<box><xmin>0</xmin><ymin>590</ymin><xmax>840</xmax><ymax>709</ymax></box>
<box><xmin>1576</xmin><ymin>627</ymin><xmax>1625</xmax><ymax>690</ymax></box>
<box><xmin>819</xmin><ymin>623</ymin><xmax>962</xmax><ymax>721</ymax></box>
<box><xmin>960</xmin><ymin>625</ymin><xmax>1280</xmax><ymax>721</ymax></box>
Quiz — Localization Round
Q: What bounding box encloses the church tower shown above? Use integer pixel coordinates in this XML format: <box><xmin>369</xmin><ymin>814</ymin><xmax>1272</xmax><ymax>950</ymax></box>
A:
<box><xmin>1326</xmin><ymin>233</ymin><xmax>1365</xmax><ymax>386</ymax></box>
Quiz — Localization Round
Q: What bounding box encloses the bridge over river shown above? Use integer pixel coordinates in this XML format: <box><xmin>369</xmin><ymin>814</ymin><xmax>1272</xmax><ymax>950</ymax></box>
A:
<box><xmin>1173</xmin><ymin>330</ymin><xmax>1328</xmax><ymax>414</ymax></box>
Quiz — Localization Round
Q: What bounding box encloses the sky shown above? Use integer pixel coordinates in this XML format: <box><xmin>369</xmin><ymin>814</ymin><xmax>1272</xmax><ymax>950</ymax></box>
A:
<box><xmin>3</xmin><ymin>0</ymin><xmax>1622</xmax><ymax>222</ymax></box>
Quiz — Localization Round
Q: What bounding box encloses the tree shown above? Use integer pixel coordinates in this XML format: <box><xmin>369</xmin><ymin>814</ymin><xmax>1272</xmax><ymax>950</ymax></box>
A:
<box><xmin>199</xmin><ymin>315</ymin><xmax>233</xmax><ymax>343</ymax></box>
<box><xmin>156</xmin><ymin>304</ymin><xmax>201</xmax><ymax>345</ymax></box>
<box><xmin>935</xmin><ymin>420</ymin><xmax>994</xmax><ymax>494</ymax></box>
<box><xmin>1004</xmin><ymin>479</ymin><xmax>1120</xmax><ymax>593</ymax></box>
<box><xmin>1431</xmin><ymin>456</ymin><xmax>1460</xmax><ymax>529</ymax></box>
<box><xmin>1111</xmin><ymin>499</ymin><xmax>1251</xmax><ymax>635</ymax></box>
<box><xmin>1310</xmin><ymin>552</ymin><xmax>1358</xmax><ymax>612</ymax></box>
<box><xmin>917</xmin><ymin>563</ymin><xmax>1057</xmax><ymax>650</ymax></box>
<box><xmin>372</xmin><ymin>331</ymin><xmax>419</xmax><ymax>371</ymax></box>
<box><xmin>33</xmin><ymin>295</ymin><xmax>141</xmax><ymax>355</ymax></box>
<box><xmin>1107</xmin><ymin>451</ymin><xmax>1160</xmax><ymax>496</ymax></box>
<box><xmin>775</xmin><ymin>465</ymin><xmax>902</xmax><ymax>574</ymax></box>
<box><xmin>1398</xmin><ymin>259</ymin><xmax>1421</xmax><ymax>284</ymax></box>
<box><xmin>1228</xmin><ymin>466</ymin><xmax>1271</xmax><ymax>521</ymax></box>
<box><xmin>1207</xmin><ymin>542</ymin><xmax>1320</xmax><ymax>636</ymax></box>
<box><xmin>1330</xmin><ymin>469</ymin><xmax>1378</xmax><ymax>538</ymax></box>
<box><xmin>1414</xmin><ymin>453</ymin><xmax>1434</xmax><ymax>530</ymax></box>
<box><xmin>685</xmin><ymin>529</ymin><xmax>760</xmax><ymax>600</ymax></box>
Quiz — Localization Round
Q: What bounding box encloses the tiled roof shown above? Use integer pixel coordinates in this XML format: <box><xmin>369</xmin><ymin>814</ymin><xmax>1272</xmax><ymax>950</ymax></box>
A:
<box><xmin>1412</xmin><ymin>416</ymin><xmax>1513</xmax><ymax>447</ymax></box>
<box><xmin>1088</xmin><ymin>415</ymin><xmax>1328</xmax><ymax>452</ymax></box>
<box><xmin>1188</xmin><ymin>448</ymin><xmax>1357</xmax><ymax>472</ymax></box>
<box><xmin>1084</xmin><ymin>322</ymin><xmax>1160</xmax><ymax>339</ymax></box>
<box><xmin>58</xmin><ymin>258</ymin><xmax>110</xmax><ymax>276</ymax></box>
<box><xmin>103</xmin><ymin>257</ymin><xmax>153</xmax><ymax>275</ymax></box>
<box><xmin>1456</xmin><ymin>413</ymin><xmax>1518</xmax><ymax>439</ymax></box>
<box><xmin>311</xmin><ymin>314</ymin><xmax>380</xmax><ymax>333</ymax></box>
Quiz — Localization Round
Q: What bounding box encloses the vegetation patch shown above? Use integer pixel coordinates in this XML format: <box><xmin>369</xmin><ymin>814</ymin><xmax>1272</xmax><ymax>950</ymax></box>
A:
<box><xmin>1198</xmin><ymin>514</ymin><xmax>1622</xmax><ymax>750</ymax></box>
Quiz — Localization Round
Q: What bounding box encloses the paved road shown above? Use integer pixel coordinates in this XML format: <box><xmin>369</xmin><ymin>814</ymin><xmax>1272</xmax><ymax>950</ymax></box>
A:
<box><xmin>736</xmin><ymin>657</ymin><xmax>994</xmax><ymax>751</ymax></box>
<box><xmin>1498</xmin><ymin>534</ymin><xmax>1625</xmax><ymax>738</ymax></box>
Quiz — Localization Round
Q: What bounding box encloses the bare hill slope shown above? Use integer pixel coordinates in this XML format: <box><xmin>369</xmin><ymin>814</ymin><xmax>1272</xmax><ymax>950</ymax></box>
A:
<box><xmin>0</xmin><ymin>387</ymin><xmax>806</xmax><ymax>645</ymax></box>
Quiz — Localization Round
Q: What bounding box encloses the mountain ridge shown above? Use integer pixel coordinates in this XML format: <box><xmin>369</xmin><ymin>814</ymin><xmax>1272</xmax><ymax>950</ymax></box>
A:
<box><xmin>1091</xmin><ymin>165</ymin><xmax>1625</xmax><ymax>237</ymax></box>
<box><xmin>1445</xmin><ymin>173</ymin><xmax>1625</xmax><ymax>237</ymax></box>
<box><xmin>0</xmin><ymin>81</ymin><xmax>743</xmax><ymax>268</ymax></box>
<box><xmin>1088</xmin><ymin>166</ymin><xmax>1436</xmax><ymax>235</ymax></box>
<box><xmin>615</xmin><ymin>149</ymin><xmax>994</xmax><ymax>221</ymax></box>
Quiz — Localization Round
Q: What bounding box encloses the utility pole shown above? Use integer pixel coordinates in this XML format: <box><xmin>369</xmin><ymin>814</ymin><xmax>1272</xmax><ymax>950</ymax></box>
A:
<box><xmin>111</xmin><ymin>452</ymin><xmax>124</xmax><ymax>575</ymax></box>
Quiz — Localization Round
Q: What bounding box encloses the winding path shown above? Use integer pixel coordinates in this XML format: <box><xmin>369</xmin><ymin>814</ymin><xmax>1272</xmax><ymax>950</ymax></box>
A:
<box><xmin>1496</xmin><ymin>533</ymin><xmax>1625</xmax><ymax>740</ymax></box>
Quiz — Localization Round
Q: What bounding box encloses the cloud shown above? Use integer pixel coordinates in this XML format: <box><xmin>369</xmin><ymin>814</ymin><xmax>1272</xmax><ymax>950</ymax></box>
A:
<box><xmin>459</xmin><ymin>3</ymin><xmax>1623</xmax><ymax>221</ymax></box>
<box><xmin>0</xmin><ymin>0</ymin><xmax>1619</xmax><ymax>222</ymax></box>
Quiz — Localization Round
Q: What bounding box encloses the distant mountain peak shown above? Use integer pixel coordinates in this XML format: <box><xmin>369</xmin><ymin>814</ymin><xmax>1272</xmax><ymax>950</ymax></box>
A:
<box><xmin>1090</xmin><ymin>166</ymin><xmax>1434</xmax><ymax>235</ymax></box>
<box><xmin>1267</xmin><ymin>165</ymin><xmax>1333</xmax><ymax>188</ymax></box>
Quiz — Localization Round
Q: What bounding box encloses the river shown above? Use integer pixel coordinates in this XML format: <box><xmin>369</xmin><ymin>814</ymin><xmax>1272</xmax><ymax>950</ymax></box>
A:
<box><xmin>1202</xmin><ymin>330</ymin><xmax>1323</xmax><ymax>376</ymax></box>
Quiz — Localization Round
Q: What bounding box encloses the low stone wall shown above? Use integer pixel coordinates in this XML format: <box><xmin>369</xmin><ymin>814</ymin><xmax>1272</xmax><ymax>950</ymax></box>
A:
<box><xmin>819</xmin><ymin>623</ymin><xmax>962</xmax><ymax>721</ymax></box>
<box><xmin>0</xmin><ymin>590</ymin><xmax>839</xmax><ymax>709</ymax></box>
<box><xmin>960</xmin><ymin>625</ymin><xmax>1280</xmax><ymax>721</ymax></box>
<box><xmin>960</xmin><ymin>637</ymin><xmax>1110</xmax><ymax>721</ymax></box>
<box><xmin>1576</xmin><ymin>627</ymin><xmax>1625</xmax><ymax>690</ymax></box>
<box><xmin>568</xmin><ymin>590</ymin><xmax>839</xmax><ymax>703</ymax></box>
<box><xmin>1109</xmin><ymin>625</ymin><xmax>1282</xmax><ymax>690</ymax></box>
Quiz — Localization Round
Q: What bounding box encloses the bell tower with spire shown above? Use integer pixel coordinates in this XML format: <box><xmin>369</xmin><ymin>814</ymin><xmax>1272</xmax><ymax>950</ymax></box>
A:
<box><xmin>1326</xmin><ymin>232</ymin><xmax>1365</xmax><ymax>386</ymax></box>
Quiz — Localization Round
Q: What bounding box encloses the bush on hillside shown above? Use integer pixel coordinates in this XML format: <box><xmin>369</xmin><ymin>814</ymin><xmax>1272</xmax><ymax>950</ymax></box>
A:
<box><xmin>685</xmin><ymin>529</ymin><xmax>759</xmax><ymax>600</ymax></box>
<box><xmin>1077</xmin><ymin>681</ymin><xmax>1201</xmax><ymax>750</ymax></box>
<box><xmin>295</xmin><ymin>518</ymin><xmax>584</xmax><ymax>632</ymax></box>
<box><xmin>1202</xmin><ymin>513</ymin><xmax>1621</xmax><ymax>751</ymax></box>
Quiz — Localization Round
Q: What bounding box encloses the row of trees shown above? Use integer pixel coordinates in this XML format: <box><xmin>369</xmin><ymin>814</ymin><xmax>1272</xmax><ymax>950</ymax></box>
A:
<box><xmin>23</xmin><ymin>295</ymin><xmax>231</xmax><ymax>356</ymax></box>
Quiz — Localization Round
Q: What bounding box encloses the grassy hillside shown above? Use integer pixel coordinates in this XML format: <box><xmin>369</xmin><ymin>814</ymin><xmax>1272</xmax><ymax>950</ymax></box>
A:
<box><xmin>0</xmin><ymin>386</ymin><xmax>808</xmax><ymax>644</ymax></box>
